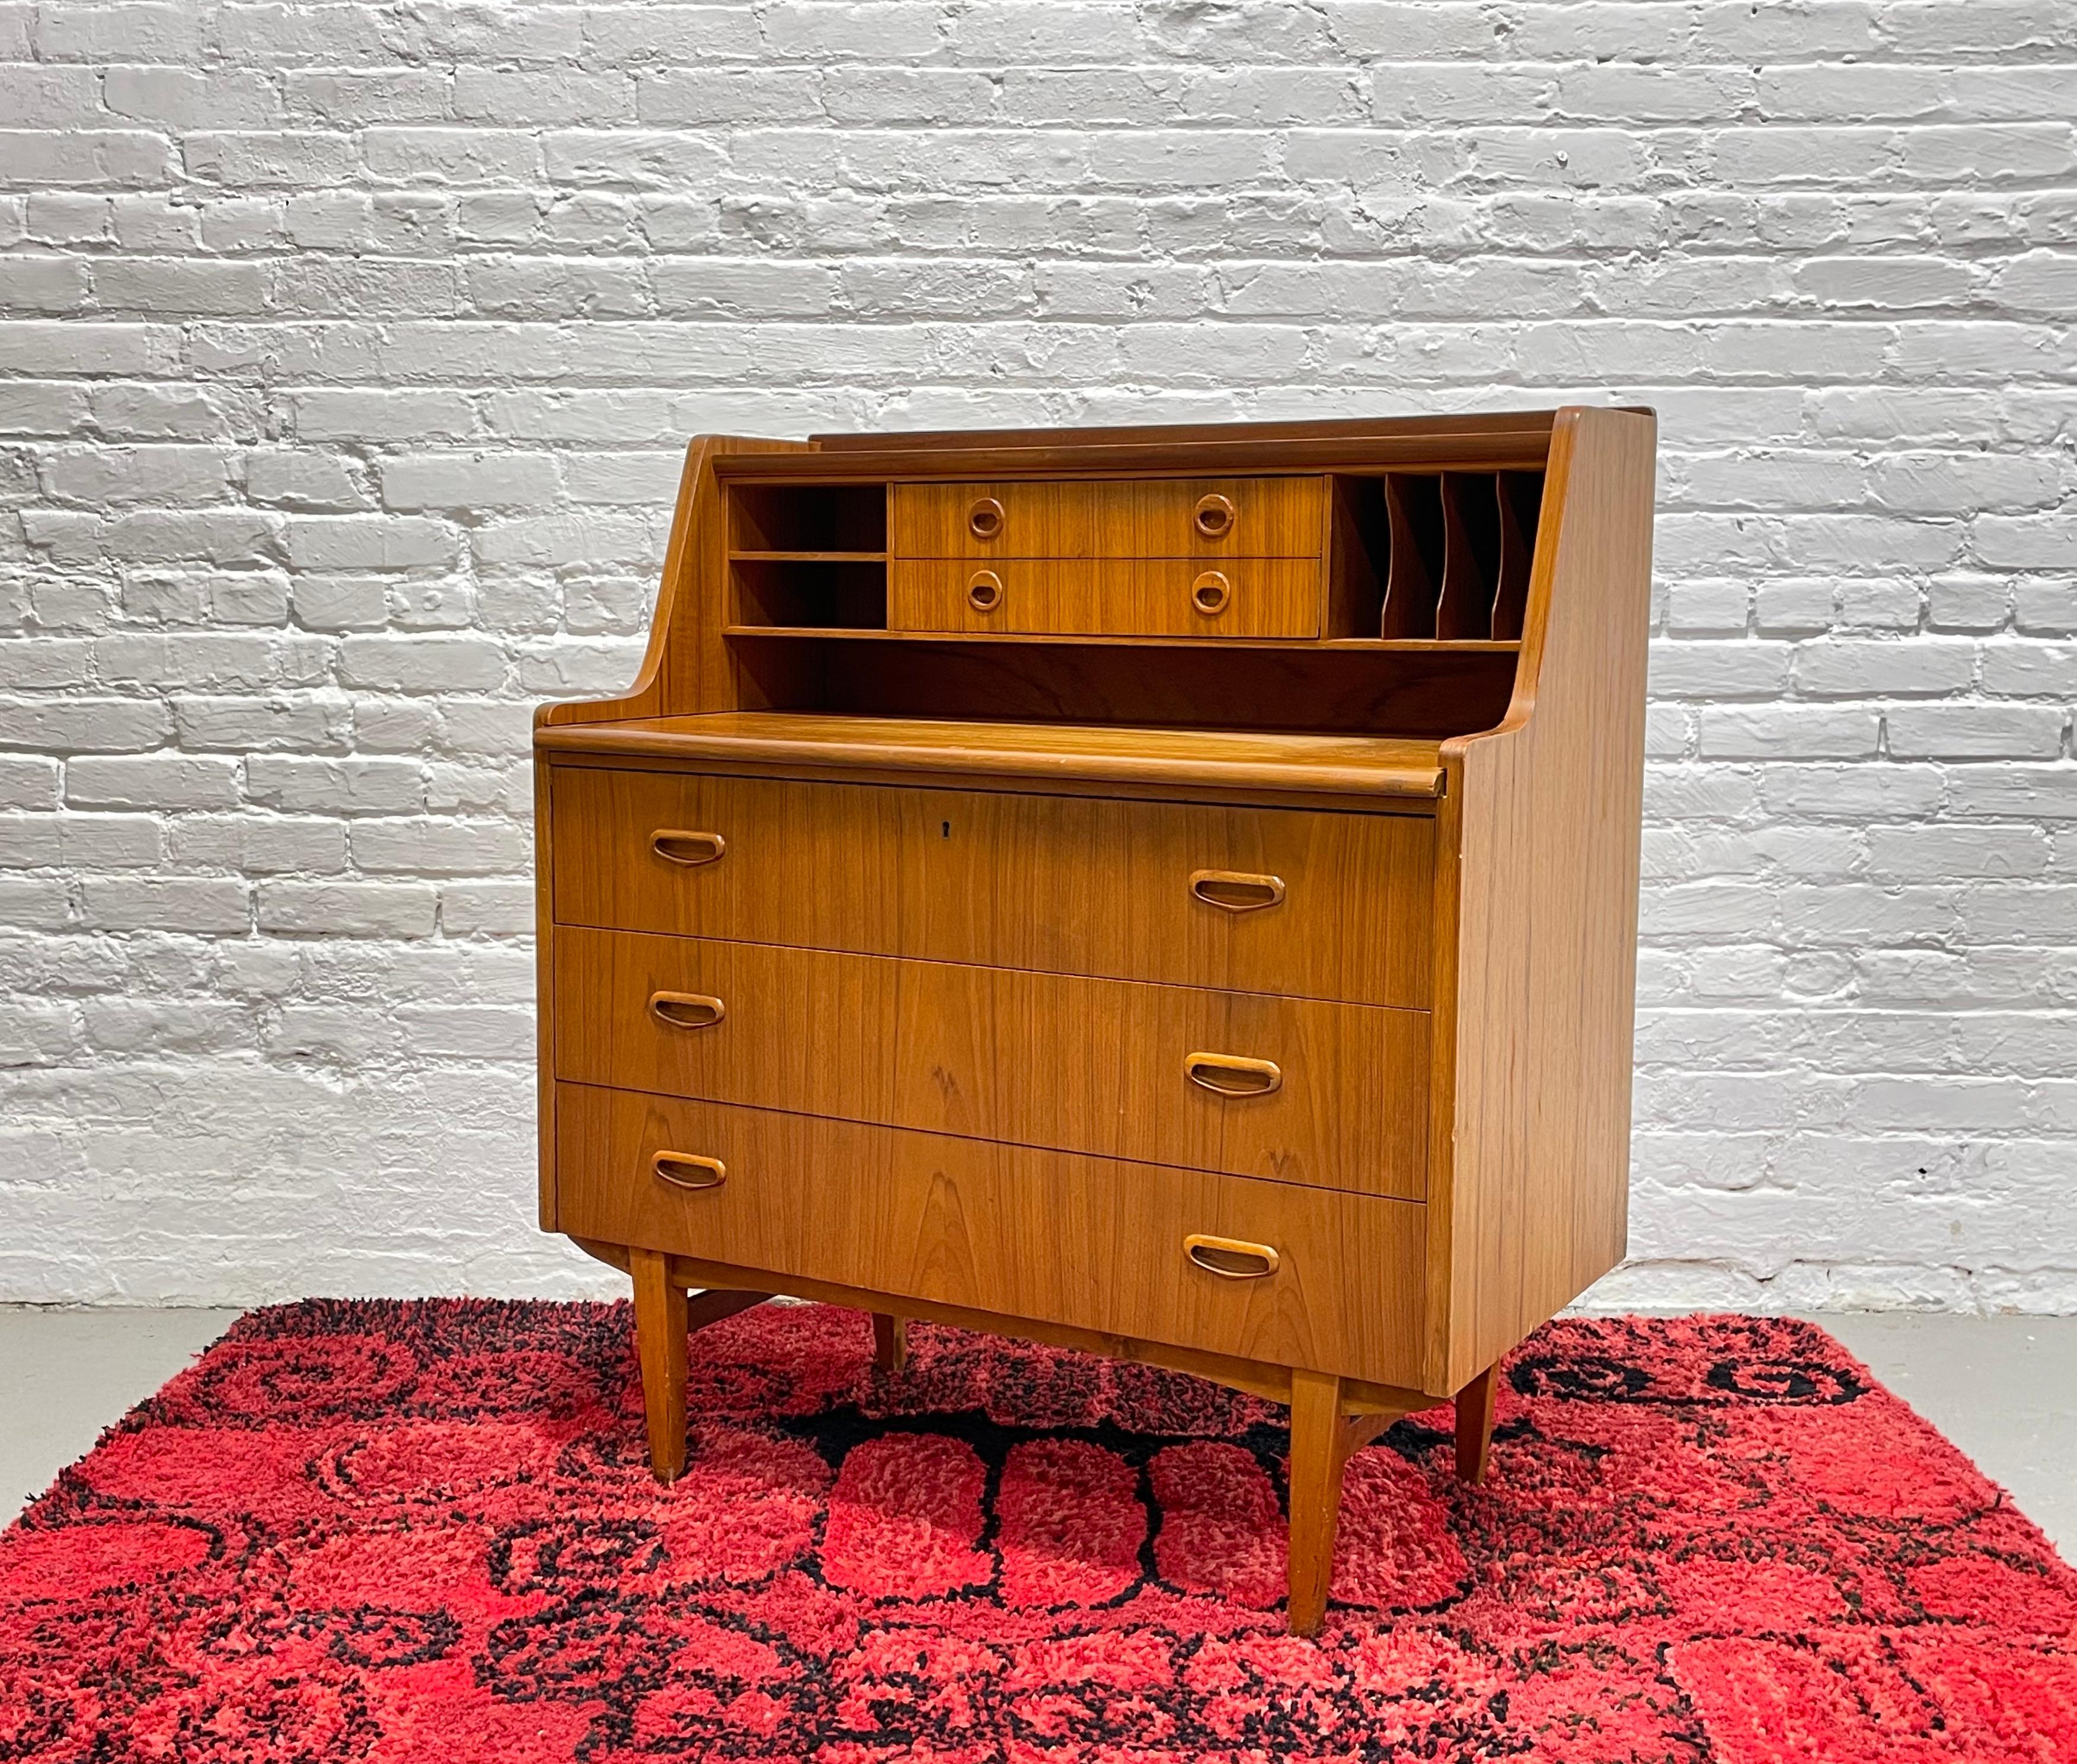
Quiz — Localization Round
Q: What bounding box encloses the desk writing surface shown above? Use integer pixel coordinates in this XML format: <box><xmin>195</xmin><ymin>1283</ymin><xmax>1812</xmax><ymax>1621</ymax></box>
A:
<box><xmin>536</xmin><ymin>711</ymin><xmax>1449</xmax><ymax>801</ymax></box>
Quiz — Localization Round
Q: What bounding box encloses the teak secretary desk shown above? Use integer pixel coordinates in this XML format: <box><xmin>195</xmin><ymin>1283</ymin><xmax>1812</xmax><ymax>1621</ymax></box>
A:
<box><xmin>534</xmin><ymin>406</ymin><xmax>1656</xmax><ymax>1635</ymax></box>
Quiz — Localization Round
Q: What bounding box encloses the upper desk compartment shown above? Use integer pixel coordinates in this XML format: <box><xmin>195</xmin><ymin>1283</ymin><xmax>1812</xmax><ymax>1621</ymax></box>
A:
<box><xmin>727</xmin><ymin>465</ymin><xmax>1548</xmax><ymax>647</ymax></box>
<box><xmin>541</xmin><ymin>410</ymin><xmax>1657</xmax><ymax>795</ymax></box>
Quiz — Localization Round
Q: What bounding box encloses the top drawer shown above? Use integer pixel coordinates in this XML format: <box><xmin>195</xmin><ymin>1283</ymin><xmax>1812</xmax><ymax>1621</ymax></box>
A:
<box><xmin>891</xmin><ymin>477</ymin><xmax>1327</xmax><ymax>560</ymax></box>
<box><xmin>548</xmin><ymin>767</ymin><xmax>1433</xmax><ymax>1010</ymax></box>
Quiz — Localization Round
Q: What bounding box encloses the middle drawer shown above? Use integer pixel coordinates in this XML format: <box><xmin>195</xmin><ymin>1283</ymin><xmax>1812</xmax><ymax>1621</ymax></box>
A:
<box><xmin>888</xmin><ymin>557</ymin><xmax>1322</xmax><ymax>638</ymax></box>
<box><xmin>554</xmin><ymin>926</ymin><xmax>1429</xmax><ymax>1201</ymax></box>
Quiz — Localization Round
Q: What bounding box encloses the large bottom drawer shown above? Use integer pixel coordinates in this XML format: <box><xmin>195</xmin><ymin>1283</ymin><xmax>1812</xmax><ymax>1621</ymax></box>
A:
<box><xmin>555</xmin><ymin>1083</ymin><xmax>1428</xmax><ymax>1390</ymax></box>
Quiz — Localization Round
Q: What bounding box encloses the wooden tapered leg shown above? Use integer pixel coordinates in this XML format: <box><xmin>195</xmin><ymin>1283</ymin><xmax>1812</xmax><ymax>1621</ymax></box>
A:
<box><xmin>871</xmin><ymin>1312</ymin><xmax>908</xmax><ymax>1373</ymax></box>
<box><xmin>631</xmin><ymin>1247</ymin><xmax>689</xmax><ymax>1482</ymax></box>
<box><xmin>1286</xmin><ymin>1369</ymin><xmax>1348</xmax><ymax>1637</ymax></box>
<box><xmin>1455</xmin><ymin>1362</ymin><xmax>1498</xmax><ymax>1485</ymax></box>
<box><xmin>1286</xmin><ymin>1375</ymin><xmax>1404</xmax><ymax>1638</ymax></box>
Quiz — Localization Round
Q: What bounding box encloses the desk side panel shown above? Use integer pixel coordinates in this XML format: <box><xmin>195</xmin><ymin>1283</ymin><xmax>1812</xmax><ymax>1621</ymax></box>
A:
<box><xmin>1435</xmin><ymin>407</ymin><xmax>1656</xmax><ymax>1391</ymax></box>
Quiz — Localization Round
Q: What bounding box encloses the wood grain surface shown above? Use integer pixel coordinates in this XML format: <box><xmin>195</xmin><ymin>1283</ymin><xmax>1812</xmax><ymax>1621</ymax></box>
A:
<box><xmin>552</xmin><ymin>926</ymin><xmax>1430</xmax><ymax>1199</ymax></box>
<box><xmin>1429</xmin><ymin>405</ymin><xmax>1656</xmax><ymax>1391</ymax></box>
<box><xmin>547</xmin><ymin>765</ymin><xmax>1436</xmax><ymax>1008</ymax></box>
<box><xmin>555</xmin><ymin>1082</ymin><xmax>1429</xmax><ymax>1389</ymax></box>
<box><xmin>751</xmin><ymin>637</ymin><xmax>1523</xmax><ymax>747</ymax></box>
<box><xmin>891</xmin><ymin>477</ymin><xmax>1327</xmax><ymax>560</ymax></box>
<box><xmin>887</xmin><ymin>556</ymin><xmax>1325</xmax><ymax>638</ymax></box>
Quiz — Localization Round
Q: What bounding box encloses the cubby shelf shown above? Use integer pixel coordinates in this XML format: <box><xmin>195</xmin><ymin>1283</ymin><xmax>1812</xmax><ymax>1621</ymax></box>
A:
<box><xmin>728</xmin><ymin>551</ymin><xmax>888</xmax><ymax>564</ymax></box>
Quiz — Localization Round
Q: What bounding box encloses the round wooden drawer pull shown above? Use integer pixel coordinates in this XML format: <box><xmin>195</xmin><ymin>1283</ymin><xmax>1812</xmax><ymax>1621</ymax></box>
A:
<box><xmin>1193</xmin><ymin>493</ymin><xmax>1236</xmax><ymax>538</ymax></box>
<box><xmin>651</xmin><ymin>829</ymin><xmax>725</xmax><ymax>867</ymax></box>
<box><xmin>653</xmin><ymin>1151</ymin><xmax>726</xmax><ymax>1191</ymax></box>
<box><xmin>967</xmin><ymin>497</ymin><xmax>1005</xmax><ymax>540</ymax></box>
<box><xmin>1184</xmin><ymin>1233</ymin><xmax>1280</xmax><ymax>1279</ymax></box>
<box><xmin>649</xmin><ymin>990</ymin><xmax>725</xmax><ymax>1030</ymax></box>
<box><xmin>1190</xmin><ymin>570</ymin><xmax>1232</xmax><ymax>616</ymax></box>
<box><xmin>1189</xmin><ymin>870</ymin><xmax>1286</xmax><ymax>913</ymax></box>
<box><xmin>967</xmin><ymin>569</ymin><xmax>1004</xmax><ymax>612</ymax></box>
<box><xmin>1184</xmin><ymin>1051</ymin><xmax>1283</xmax><ymax>1097</ymax></box>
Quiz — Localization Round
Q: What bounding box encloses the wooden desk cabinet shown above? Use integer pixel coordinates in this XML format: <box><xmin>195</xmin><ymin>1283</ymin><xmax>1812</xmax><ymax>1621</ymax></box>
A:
<box><xmin>535</xmin><ymin>408</ymin><xmax>1656</xmax><ymax>1635</ymax></box>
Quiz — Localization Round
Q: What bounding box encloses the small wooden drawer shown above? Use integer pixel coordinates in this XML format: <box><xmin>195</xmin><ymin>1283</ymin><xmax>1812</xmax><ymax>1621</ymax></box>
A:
<box><xmin>891</xmin><ymin>477</ymin><xmax>1327</xmax><ymax>561</ymax></box>
<box><xmin>549</xmin><ymin>769</ymin><xmax>1433</xmax><ymax>1010</ymax></box>
<box><xmin>554</xmin><ymin>1083</ymin><xmax>1428</xmax><ymax>1388</ymax></box>
<box><xmin>888</xmin><ymin>557</ymin><xmax>1322</xmax><ymax>638</ymax></box>
<box><xmin>554</xmin><ymin>928</ymin><xmax>1427</xmax><ymax>1199</ymax></box>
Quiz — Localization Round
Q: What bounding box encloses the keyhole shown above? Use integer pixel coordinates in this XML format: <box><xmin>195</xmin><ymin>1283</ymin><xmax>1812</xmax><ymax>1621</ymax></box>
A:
<box><xmin>941</xmin><ymin>822</ymin><xmax>951</xmax><ymax>839</ymax></box>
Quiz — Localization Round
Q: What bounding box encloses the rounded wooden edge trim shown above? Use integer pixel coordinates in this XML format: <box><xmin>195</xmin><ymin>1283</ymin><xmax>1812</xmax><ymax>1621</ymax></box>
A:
<box><xmin>539</xmin><ymin>727</ymin><xmax>1448</xmax><ymax>804</ymax></box>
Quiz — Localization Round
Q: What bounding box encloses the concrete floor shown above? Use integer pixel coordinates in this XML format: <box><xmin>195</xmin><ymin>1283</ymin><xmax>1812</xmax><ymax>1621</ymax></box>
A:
<box><xmin>1817</xmin><ymin>1312</ymin><xmax>2076</xmax><ymax>1557</ymax></box>
<box><xmin>0</xmin><ymin>1308</ymin><xmax>2070</xmax><ymax>1557</ymax></box>
<box><xmin>1</xmin><ymin>1307</ymin><xmax>240</xmax><ymax>1522</ymax></box>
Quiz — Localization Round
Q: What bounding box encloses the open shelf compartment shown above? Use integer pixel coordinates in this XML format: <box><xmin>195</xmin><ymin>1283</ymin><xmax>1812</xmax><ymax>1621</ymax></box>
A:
<box><xmin>731</xmin><ymin>560</ymin><xmax>888</xmax><ymax>631</ymax></box>
<box><xmin>730</xmin><ymin>482</ymin><xmax>887</xmax><ymax>553</ymax></box>
<box><xmin>1331</xmin><ymin>470</ymin><xmax>1546</xmax><ymax>641</ymax></box>
<box><xmin>727</xmin><ymin>480</ymin><xmax>891</xmax><ymax>632</ymax></box>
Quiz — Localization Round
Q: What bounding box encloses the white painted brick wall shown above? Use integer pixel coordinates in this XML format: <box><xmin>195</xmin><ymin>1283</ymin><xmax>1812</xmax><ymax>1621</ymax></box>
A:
<box><xmin>2</xmin><ymin>1</ymin><xmax>2073</xmax><ymax>1312</ymax></box>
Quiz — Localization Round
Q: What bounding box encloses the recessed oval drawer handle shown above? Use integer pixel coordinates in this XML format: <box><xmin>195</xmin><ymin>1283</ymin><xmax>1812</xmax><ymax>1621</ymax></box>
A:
<box><xmin>653</xmin><ymin>1151</ymin><xmax>726</xmax><ymax>1191</ymax></box>
<box><xmin>652</xmin><ymin>829</ymin><xmax>725</xmax><ymax>867</ymax></box>
<box><xmin>968</xmin><ymin>497</ymin><xmax>1005</xmax><ymax>540</ymax></box>
<box><xmin>1184</xmin><ymin>1233</ymin><xmax>1279</xmax><ymax>1279</ymax></box>
<box><xmin>1194</xmin><ymin>493</ymin><xmax>1236</xmax><ymax>539</ymax></box>
<box><xmin>1184</xmin><ymin>1052</ymin><xmax>1283</xmax><ymax>1097</ymax></box>
<box><xmin>967</xmin><ymin>568</ymin><xmax>1003</xmax><ymax>612</ymax></box>
<box><xmin>1190</xmin><ymin>869</ymin><xmax>1285</xmax><ymax>912</ymax></box>
<box><xmin>1190</xmin><ymin>570</ymin><xmax>1232</xmax><ymax>616</ymax></box>
<box><xmin>649</xmin><ymin>990</ymin><xmax>725</xmax><ymax>1030</ymax></box>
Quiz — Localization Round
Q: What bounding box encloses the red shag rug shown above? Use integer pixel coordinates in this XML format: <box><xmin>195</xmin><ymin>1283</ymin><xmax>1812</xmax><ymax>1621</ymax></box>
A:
<box><xmin>2</xmin><ymin>1302</ymin><xmax>2073</xmax><ymax>1762</ymax></box>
